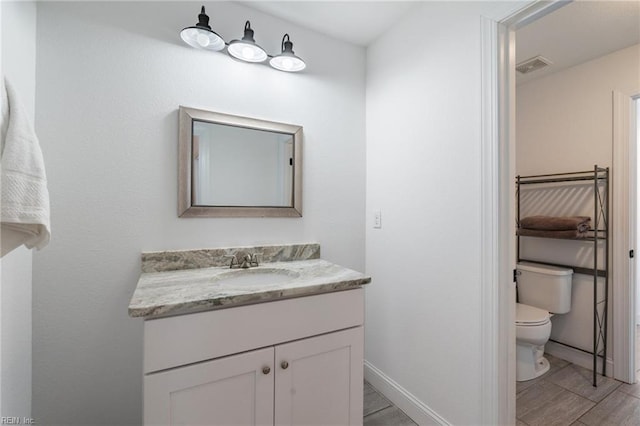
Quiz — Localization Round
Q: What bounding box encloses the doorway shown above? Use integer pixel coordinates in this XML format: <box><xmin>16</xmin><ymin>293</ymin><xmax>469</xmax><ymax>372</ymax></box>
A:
<box><xmin>481</xmin><ymin>0</ymin><xmax>640</xmax><ymax>422</ymax></box>
<box><xmin>513</xmin><ymin>0</ymin><xmax>640</xmax><ymax>383</ymax></box>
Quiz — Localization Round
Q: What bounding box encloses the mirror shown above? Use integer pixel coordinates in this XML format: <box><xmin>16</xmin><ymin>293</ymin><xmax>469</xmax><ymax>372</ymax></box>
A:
<box><xmin>178</xmin><ymin>106</ymin><xmax>302</xmax><ymax>217</ymax></box>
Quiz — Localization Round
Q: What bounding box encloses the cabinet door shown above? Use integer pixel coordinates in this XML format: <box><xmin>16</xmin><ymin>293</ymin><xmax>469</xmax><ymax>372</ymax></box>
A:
<box><xmin>274</xmin><ymin>327</ymin><xmax>364</xmax><ymax>426</ymax></box>
<box><xmin>144</xmin><ymin>347</ymin><xmax>274</xmax><ymax>426</ymax></box>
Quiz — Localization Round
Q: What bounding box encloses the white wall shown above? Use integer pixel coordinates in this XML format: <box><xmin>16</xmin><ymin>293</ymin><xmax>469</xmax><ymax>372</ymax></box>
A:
<box><xmin>33</xmin><ymin>2</ymin><xmax>366</xmax><ymax>424</ymax></box>
<box><xmin>365</xmin><ymin>2</ymin><xmax>503</xmax><ymax>423</ymax></box>
<box><xmin>516</xmin><ymin>45</ymin><xmax>640</xmax><ymax>357</ymax></box>
<box><xmin>517</xmin><ymin>44</ymin><xmax>640</xmax><ymax>176</ymax></box>
<box><xmin>1</xmin><ymin>0</ymin><xmax>37</xmax><ymax>418</ymax></box>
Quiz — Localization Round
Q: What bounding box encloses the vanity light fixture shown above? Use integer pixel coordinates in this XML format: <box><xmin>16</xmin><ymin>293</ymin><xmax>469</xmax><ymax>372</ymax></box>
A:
<box><xmin>269</xmin><ymin>34</ymin><xmax>306</xmax><ymax>72</ymax></box>
<box><xmin>180</xmin><ymin>6</ymin><xmax>306</xmax><ymax>72</ymax></box>
<box><xmin>180</xmin><ymin>6</ymin><xmax>225</xmax><ymax>52</ymax></box>
<box><xmin>227</xmin><ymin>21</ymin><xmax>268</xmax><ymax>63</ymax></box>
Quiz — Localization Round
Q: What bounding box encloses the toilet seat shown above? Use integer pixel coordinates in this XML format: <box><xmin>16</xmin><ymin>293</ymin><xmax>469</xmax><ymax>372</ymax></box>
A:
<box><xmin>516</xmin><ymin>303</ymin><xmax>550</xmax><ymax>326</ymax></box>
<box><xmin>515</xmin><ymin>303</ymin><xmax>552</xmax><ymax>381</ymax></box>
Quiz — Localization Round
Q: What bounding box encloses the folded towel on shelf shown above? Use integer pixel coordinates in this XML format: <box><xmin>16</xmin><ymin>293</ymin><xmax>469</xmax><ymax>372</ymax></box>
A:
<box><xmin>519</xmin><ymin>215</ymin><xmax>591</xmax><ymax>233</ymax></box>
<box><xmin>1</xmin><ymin>76</ymin><xmax>51</xmax><ymax>256</ymax></box>
<box><xmin>517</xmin><ymin>228</ymin><xmax>589</xmax><ymax>239</ymax></box>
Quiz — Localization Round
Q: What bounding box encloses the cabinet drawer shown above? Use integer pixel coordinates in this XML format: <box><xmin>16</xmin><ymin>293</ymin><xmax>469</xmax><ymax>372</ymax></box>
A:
<box><xmin>144</xmin><ymin>288</ymin><xmax>364</xmax><ymax>373</ymax></box>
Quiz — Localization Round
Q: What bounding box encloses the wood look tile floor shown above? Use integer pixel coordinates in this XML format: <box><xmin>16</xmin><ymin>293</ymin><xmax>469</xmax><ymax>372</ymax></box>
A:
<box><xmin>516</xmin><ymin>354</ymin><xmax>640</xmax><ymax>426</ymax></box>
<box><xmin>363</xmin><ymin>381</ymin><xmax>417</xmax><ymax>426</ymax></box>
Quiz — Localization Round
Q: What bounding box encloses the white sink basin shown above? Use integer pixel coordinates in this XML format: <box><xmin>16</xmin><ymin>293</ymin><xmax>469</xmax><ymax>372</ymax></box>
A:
<box><xmin>213</xmin><ymin>268</ymin><xmax>300</xmax><ymax>286</ymax></box>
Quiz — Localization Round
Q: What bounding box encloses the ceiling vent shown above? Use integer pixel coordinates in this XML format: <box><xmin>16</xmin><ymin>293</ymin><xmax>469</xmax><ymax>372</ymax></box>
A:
<box><xmin>516</xmin><ymin>55</ymin><xmax>553</xmax><ymax>75</ymax></box>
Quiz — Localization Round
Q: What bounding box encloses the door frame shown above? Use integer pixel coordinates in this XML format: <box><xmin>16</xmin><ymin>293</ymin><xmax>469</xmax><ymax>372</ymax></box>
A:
<box><xmin>613</xmin><ymin>91</ymin><xmax>640</xmax><ymax>383</ymax></box>
<box><xmin>480</xmin><ymin>1</ymin><xmax>571</xmax><ymax>423</ymax></box>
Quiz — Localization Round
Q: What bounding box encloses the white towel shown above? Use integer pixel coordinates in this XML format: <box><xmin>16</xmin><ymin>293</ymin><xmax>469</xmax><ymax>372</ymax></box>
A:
<box><xmin>1</xmin><ymin>77</ymin><xmax>50</xmax><ymax>256</ymax></box>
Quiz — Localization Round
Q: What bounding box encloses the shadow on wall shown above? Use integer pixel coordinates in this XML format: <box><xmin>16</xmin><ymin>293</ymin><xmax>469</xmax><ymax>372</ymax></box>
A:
<box><xmin>519</xmin><ymin>182</ymin><xmax>598</xmax><ymax>219</ymax></box>
<box><xmin>63</xmin><ymin>2</ymin><xmax>187</xmax><ymax>49</ymax></box>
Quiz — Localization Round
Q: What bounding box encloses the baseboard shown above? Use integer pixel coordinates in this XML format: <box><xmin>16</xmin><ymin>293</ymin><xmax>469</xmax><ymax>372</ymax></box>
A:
<box><xmin>546</xmin><ymin>341</ymin><xmax>614</xmax><ymax>377</ymax></box>
<box><xmin>363</xmin><ymin>360</ymin><xmax>450</xmax><ymax>426</ymax></box>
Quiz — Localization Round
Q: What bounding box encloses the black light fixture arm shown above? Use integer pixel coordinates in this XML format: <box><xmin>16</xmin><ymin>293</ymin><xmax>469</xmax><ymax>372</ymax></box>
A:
<box><xmin>282</xmin><ymin>34</ymin><xmax>291</xmax><ymax>51</ymax></box>
<box><xmin>197</xmin><ymin>6</ymin><xmax>211</xmax><ymax>29</ymax></box>
<box><xmin>242</xmin><ymin>21</ymin><xmax>256</xmax><ymax>42</ymax></box>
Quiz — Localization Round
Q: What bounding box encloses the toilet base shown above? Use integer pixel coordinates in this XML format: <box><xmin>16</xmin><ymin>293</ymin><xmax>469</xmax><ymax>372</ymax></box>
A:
<box><xmin>516</xmin><ymin>343</ymin><xmax>550</xmax><ymax>382</ymax></box>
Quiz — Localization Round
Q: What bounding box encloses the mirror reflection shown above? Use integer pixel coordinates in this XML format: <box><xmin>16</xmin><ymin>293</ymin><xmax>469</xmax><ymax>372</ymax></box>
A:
<box><xmin>192</xmin><ymin>121</ymin><xmax>294</xmax><ymax>207</ymax></box>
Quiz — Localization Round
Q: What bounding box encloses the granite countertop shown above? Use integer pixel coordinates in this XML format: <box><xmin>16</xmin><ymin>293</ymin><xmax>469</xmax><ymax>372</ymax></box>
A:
<box><xmin>128</xmin><ymin>244</ymin><xmax>370</xmax><ymax>319</ymax></box>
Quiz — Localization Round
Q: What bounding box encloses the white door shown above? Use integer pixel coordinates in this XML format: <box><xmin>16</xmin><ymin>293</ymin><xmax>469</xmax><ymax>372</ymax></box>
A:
<box><xmin>274</xmin><ymin>327</ymin><xmax>364</xmax><ymax>426</ymax></box>
<box><xmin>144</xmin><ymin>347</ymin><xmax>274</xmax><ymax>425</ymax></box>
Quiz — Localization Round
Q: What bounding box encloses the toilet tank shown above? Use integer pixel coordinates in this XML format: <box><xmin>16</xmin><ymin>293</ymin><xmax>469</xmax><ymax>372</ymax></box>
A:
<box><xmin>516</xmin><ymin>262</ymin><xmax>573</xmax><ymax>314</ymax></box>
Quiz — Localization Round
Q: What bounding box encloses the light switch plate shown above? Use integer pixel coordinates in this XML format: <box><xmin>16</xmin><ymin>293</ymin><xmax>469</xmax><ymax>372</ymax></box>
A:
<box><xmin>373</xmin><ymin>210</ymin><xmax>382</xmax><ymax>229</ymax></box>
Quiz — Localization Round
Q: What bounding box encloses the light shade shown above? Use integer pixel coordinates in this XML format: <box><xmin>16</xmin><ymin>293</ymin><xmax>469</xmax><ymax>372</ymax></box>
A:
<box><xmin>180</xmin><ymin>6</ymin><xmax>225</xmax><ymax>51</ymax></box>
<box><xmin>228</xmin><ymin>21</ymin><xmax>268</xmax><ymax>63</ymax></box>
<box><xmin>269</xmin><ymin>34</ymin><xmax>306</xmax><ymax>72</ymax></box>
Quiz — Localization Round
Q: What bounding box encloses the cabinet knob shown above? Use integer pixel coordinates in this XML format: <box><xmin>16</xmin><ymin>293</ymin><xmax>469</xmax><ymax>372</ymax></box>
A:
<box><xmin>262</xmin><ymin>366</ymin><xmax>271</xmax><ymax>375</ymax></box>
<box><xmin>281</xmin><ymin>361</ymin><xmax>289</xmax><ymax>370</ymax></box>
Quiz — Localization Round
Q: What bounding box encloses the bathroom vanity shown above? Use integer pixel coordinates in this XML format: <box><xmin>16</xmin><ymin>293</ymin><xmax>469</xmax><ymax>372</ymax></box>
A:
<box><xmin>128</xmin><ymin>244</ymin><xmax>370</xmax><ymax>425</ymax></box>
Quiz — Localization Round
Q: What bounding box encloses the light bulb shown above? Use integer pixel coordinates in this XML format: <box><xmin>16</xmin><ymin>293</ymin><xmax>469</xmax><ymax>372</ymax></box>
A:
<box><xmin>197</xmin><ymin>33</ymin><xmax>210</xmax><ymax>47</ymax></box>
<box><xmin>269</xmin><ymin>34</ymin><xmax>305</xmax><ymax>72</ymax></box>
<box><xmin>242</xmin><ymin>46</ymin><xmax>255</xmax><ymax>60</ymax></box>
<box><xmin>282</xmin><ymin>58</ymin><xmax>293</xmax><ymax>70</ymax></box>
<box><xmin>227</xmin><ymin>21</ymin><xmax>267</xmax><ymax>63</ymax></box>
<box><xmin>180</xmin><ymin>6</ymin><xmax>225</xmax><ymax>52</ymax></box>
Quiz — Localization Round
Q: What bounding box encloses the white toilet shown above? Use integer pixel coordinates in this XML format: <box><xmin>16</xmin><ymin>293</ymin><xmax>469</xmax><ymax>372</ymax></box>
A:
<box><xmin>516</xmin><ymin>262</ymin><xmax>573</xmax><ymax>381</ymax></box>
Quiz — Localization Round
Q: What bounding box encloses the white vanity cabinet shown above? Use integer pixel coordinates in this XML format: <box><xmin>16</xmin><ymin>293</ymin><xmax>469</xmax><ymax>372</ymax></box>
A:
<box><xmin>142</xmin><ymin>288</ymin><xmax>364</xmax><ymax>426</ymax></box>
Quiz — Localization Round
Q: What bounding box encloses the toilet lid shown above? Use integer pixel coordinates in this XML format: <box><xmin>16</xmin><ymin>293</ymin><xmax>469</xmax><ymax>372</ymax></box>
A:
<box><xmin>516</xmin><ymin>303</ymin><xmax>550</xmax><ymax>326</ymax></box>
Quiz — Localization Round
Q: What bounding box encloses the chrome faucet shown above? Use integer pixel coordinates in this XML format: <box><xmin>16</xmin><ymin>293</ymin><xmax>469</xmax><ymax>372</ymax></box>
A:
<box><xmin>224</xmin><ymin>251</ymin><xmax>261</xmax><ymax>269</ymax></box>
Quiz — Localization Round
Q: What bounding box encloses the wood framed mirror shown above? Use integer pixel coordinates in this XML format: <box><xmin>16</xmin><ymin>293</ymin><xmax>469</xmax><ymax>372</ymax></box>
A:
<box><xmin>178</xmin><ymin>106</ymin><xmax>302</xmax><ymax>217</ymax></box>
